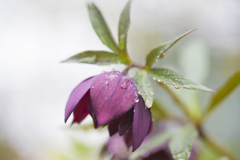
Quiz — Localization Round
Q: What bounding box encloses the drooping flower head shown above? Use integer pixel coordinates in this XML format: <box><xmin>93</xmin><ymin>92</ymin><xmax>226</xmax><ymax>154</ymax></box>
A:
<box><xmin>65</xmin><ymin>71</ymin><xmax>152</xmax><ymax>151</ymax></box>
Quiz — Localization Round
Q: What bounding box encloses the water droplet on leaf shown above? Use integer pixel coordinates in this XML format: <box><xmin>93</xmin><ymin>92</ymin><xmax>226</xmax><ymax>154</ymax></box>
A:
<box><xmin>145</xmin><ymin>99</ymin><xmax>152</xmax><ymax>108</ymax></box>
<box><xmin>174</xmin><ymin>85</ymin><xmax>180</xmax><ymax>89</ymax></box>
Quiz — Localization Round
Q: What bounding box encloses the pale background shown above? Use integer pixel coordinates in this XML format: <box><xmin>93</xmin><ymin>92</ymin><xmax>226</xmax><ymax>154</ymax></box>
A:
<box><xmin>0</xmin><ymin>0</ymin><xmax>240</xmax><ymax>159</ymax></box>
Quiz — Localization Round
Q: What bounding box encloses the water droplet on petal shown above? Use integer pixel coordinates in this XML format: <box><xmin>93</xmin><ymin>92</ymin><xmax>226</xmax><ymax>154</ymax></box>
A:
<box><xmin>121</xmin><ymin>82</ymin><xmax>127</xmax><ymax>89</ymax></box>
<box><xmin>91</xmin><ymin>86</ymin><xmax>94</xmax><ymax>88</ymax></box>
<box><xmin>152</xmin><ymin>118</ymin><xmax>154</xmax><ymax>122</ymax></box>
<box><xmin>135</xmin><ymin>99</ymin><xmax>139</xmax><ymax>103</ymax></box>
<box><xmin>153</xmin><ymin>77</ymin><xmax>156</xmax><ymax>80</ymax></box>
<box><xmin>133</xmin><ymin>110</ymin><xmax>135</xmax><ymax>112</ymax></box>
<box><xmin>157</xmin><ymin>79</ymin><xmax>161</xmax><ymax>82</ymax></box>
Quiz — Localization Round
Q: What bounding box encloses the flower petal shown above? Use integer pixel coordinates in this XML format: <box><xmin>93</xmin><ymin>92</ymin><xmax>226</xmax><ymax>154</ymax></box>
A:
<box><xmin>71</xmin><ymin>91</ymin><xmax>90</xmax><ymax>124</ymax></box>
<box><xmin>65</xmin><ymin>77</ymin><xmax>95</xmax><ymax>122</ymax></box>
<box><xmin>108</xmin><ymin>117</ymin><xmax>123</xmax><ymax>136</ymax></box>
<box><xmin>124</xmin><ymin>130</ymin><xmax>133</xmax><ymax>148</ymax></box>
<box><xmin>90</xmin><ymin>71</ymin><xmax>138</xmax><ymax>126</ymax></box>
<box><xmin>119</xmin><ymin>109</ymin><xmax>133</xmax><ymax>136</ymax></box>
<box><xmin>132</xmin><ymin>96</ymin><xmax>151</xmax><ymax>151</ymax></box>
<box><xmin>87</xmin><ymin>99</ymin><xmax>98</xmax><ymax>128</ymax></box>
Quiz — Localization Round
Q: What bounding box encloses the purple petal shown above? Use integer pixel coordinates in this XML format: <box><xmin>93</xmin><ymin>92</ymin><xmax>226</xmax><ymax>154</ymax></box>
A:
<box><xmin>132</xmin><ymin>96</ymin><xmax>151</xmax><ymax>151</ymax></box>
<box><xmin>65</xmin><ymin>77</ymin><xmax>94</xmax><ymax>122</ymax></box>
<box><xmin>87</xmin><ymin>99</ymin><xmax>98</xmax><ymax>128</ymax></box>
<box><xmin>124</xmin><ymin>130</ymin><xmax>133</xmax><ymax>148</ymax></box>
<box><xmin>108</xmin><ymin>117</ymin><xmax>123</xmax><ymax>136</ymax></box>
<box><xmin>119</xmin><ymin>109</ymin><xmax>133</xmax><ymax>136</ymax></box>
<box><xmin>90</xmin><ymin>71</ymin><xmax>138</xmax><ymax>126</ymax></box>
<box><xmin>71</xmin><ymin>91</ymin><xmax>90</xmax><ymax>124</ymax></box>
<box><xmin>107</xmin><ymin>134</ymin><xmax>130</xmax><ymax>159</ymax></box>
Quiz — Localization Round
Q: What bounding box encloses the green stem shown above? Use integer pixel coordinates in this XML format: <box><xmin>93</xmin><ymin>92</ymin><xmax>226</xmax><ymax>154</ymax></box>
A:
<box><xmin>158</xmin><ymin>83</ymin><xmax>191</xmax><ymax>120</ymax></box>
<box><xmin>198</xmin><ymin>126</ymin><xmax>239</xmax><ymax>160</ymax></box>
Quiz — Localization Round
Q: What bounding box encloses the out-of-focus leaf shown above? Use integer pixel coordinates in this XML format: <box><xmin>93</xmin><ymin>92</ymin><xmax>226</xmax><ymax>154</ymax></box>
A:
<box><xmin>88</xmin><ymin>3</ymin><xmax>119</xmax><ymax>53</ymax></box>
<box><xmin>118</xmin><ymin>0</ymin><xmax>132</xmax><ymax>55</ymax></box>
<box><xmin>145</xmin><ymin>29</ymin><xmax>197</xmax><ymax>70</ymax></box>
<box><xmin>148</xmin><ymin>68</ymin><xmax>215</xmax><ymax>93</ymax></box>
<box><xmin>134</xmin><ymin>70</ymin><xmax>154</xmax><ymax>108</ymax></box>
<box><xmin>169</xmin><ymin>125</ymin><xmax>198</xmax><ymax>160</ymax></box>
<box><xmin>151</xmin><ymin>100</ymin><xmax>169</xmax><ymax>120</ymax></box>
<box><xmin>206</xmin><ymin>71</ymin><xmax>240</xmax><ymax>114</ymax></box>
<box><xmin>62</xmin><ymin>51</ymin><xmax>121</xmax><ymax>65</ymax></box>
<box><xmin>130</xmin><ymin>130</ymin><xmax>171</xmax><ymax>159</ymax></box>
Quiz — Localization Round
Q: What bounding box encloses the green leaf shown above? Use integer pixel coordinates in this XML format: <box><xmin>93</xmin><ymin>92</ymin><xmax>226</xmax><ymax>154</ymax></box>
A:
<box><xmin>130</xmin><ymin>130</ymin><xmax>171</xmax><ymax>159</ymax></box>
<box><xmin>148</xmin><ymin>68</ymin><xmax>215</xmax><ymax>93</ymax></box>
<box><xmin>169</xmin><ymin>125</ymin><xmax>198</xmax><ymax>160</ymax></box>
<box><xmin>62</xmin><ymin>51</ymin><xmax>121</xmax><ymax>65</ymax></box>
<box><xmin>134</xmin><ymin>70</ymin><xmax>154</xmax><ymax>108</ymax></box>
<box><xmin>88</xmin><ymin>3</ymin><xmax>119</xmax><ymax>53</ymax></box>
<box><xmin>145</xmin><ymin>29</ymin><xmax>197</xmax><ymax>70</ymax></box>
<box><xmin>206</xmin><ymin>71</ymin><xmax>240</xmax><ymax>114</ymax></box>
<box><xmin>118</xmin><ymin>0</ymin><xmax>132</xmax><ymax>54</ymax></box>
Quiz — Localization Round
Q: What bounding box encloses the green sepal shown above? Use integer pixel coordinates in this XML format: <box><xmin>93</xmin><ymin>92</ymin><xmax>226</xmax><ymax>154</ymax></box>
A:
<box><xmin>134</xmin><ymin>70</ymin><xmax>154</xmax><ymax>108</ymax></box>
<box><xmin>169</xmin><ymin>125</ymin><xmax>198</xmax><ymax>160</ymax></box>
<box><xmin>88</xmin><ymin>2</ymin><xmax>119</xmax><ymax>53</ymax></box>
<box><xmin>148</xmin><ymin>68</ymin><xmax>215</xmax><ymax>93</ymax></box>
<box><xmin>206</xmin><ymin>70</ymin><xmax>240</xmax><ymax>115</ymax></box>
<box><xmin>118</xmin><ymin>0</ymin><xmax>132</xmax><ymax>55</ymax></box>
<box><xmin>62</xmin><ymin>51</ymin><xmax>121</xmax><ymax>65</ymax></box>
<box><xmin>145</xmin><ymin>29</ymin><xmax>197</xmax><ymax>70</ymax></box>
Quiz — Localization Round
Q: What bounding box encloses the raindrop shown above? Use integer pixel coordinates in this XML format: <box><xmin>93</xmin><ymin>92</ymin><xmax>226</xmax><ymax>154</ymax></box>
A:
<box><xmin>157</xmin><ymin>79</ymin><xmax>161</xmax><ymax>82</ymax></box>
<box><xmin>121</xmin><ymin>82</ymin><xmax>127</xmax><ymax>89</ymax></box>
<box><xmin>138</xmin><ymin>91</ymin><xmax>141</xmax><ymax>94</ymax></box>
<box><xmin>105</xmin><ymin>74</ymin><xmax>108</xmax><ymax>77</ymax></box>
<box><xmin>150</xmin><ymin>91</ymin><xmax>154</xmax><ymax>96</ymax></box>
<box><xmin>153</xmin><ymin>77</ymin><xmax>156</xmax><ymax>80</ymax></box>
<box><xmin>135</xmin><ymin>98</ymin><xmax>139</xmax><ymax>103</ymax></box>
<box><xmin>133</xmin><ymin>110</ymin><xmax>135</xmax><ymax>112</ymax></box>
<box><xmin>152</xmin><ymin>119</ymin><xmax>154</xmax><ymax>122</ymax></box>
<box><xmin>175</xmin><ymin>78</ymin><xmax>178</xmax><ymax>81</ymax></box>
<box><xmin>163</xmin><ymin>82</ymin><xmax>166</xmax><ymax>84</ymax></box>
<box><xmin>174</xmin><ymin>85</ymin><xmax>180</xmax><ymax>89</ymax></box>
<box><xmin>92</xmin><ymin>86</ymin><xmax>94</xmax><ymax>88</ymax></box>
<box><xmin>145</xmin><ymin>99</ymin><xmax>152</xmax><ymax>108</ymax></box>
<box><xmin>135</xmin><ymin>92</ymin><xmax>138</xmax><ymax>96</ymax></box>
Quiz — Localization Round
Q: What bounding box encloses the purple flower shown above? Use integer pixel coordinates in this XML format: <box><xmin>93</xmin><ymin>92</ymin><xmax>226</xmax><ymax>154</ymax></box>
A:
<box><xmin>104</xmin><ymin>122</ymin><xmax>198</xmax><ymax>160</ymax></box>
<box><xmin>65</xmin><ymin>71</ymin><xmax>152</xmax><ymax>151</ymax></box>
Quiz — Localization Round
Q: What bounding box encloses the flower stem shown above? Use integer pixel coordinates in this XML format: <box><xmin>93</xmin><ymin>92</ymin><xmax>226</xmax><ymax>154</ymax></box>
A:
<box><xmin>158</xmin><ymin>82</ymin><xmax>239</xmax><ymax>160</ymax></box>
<box><xmin>158</xmin><ymin>83</ymin><xmax>191</xmax><ymax>120</ymax></box>
<box><xmin>197</xmin><ymin>126</ymin><xmax>239</xmax><ymax>160</ymax></box>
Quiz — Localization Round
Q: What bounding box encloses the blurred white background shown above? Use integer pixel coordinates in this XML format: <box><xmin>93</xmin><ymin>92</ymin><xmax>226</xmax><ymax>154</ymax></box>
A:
<box><xmin>0</xmin><ymin>0</ymin><xmax>240</xmax><ymax>159</ymax></box>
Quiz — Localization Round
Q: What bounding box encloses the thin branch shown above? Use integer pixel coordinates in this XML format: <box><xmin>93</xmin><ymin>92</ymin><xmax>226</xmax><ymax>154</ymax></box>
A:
<box><xmin>158</xmin><ymin>83</ymin><xmax>191</xmax><ymax>120</ymax></box>
<box><xmin>198</xmin><ymin>126</ymin><xmax>239</xmax><ymax>160</ymax></box>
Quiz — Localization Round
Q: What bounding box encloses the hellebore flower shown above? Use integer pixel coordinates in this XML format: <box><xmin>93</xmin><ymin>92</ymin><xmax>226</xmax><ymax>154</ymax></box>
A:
<box><xmin>103</xmin><ymin>122</ymin><xmax>198</xmax><ymax>160</ymax></box>
<box><xmin>65</xmin><ymin>70</ymin><xmax>152</xmax><ymax>151</ymax></box>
